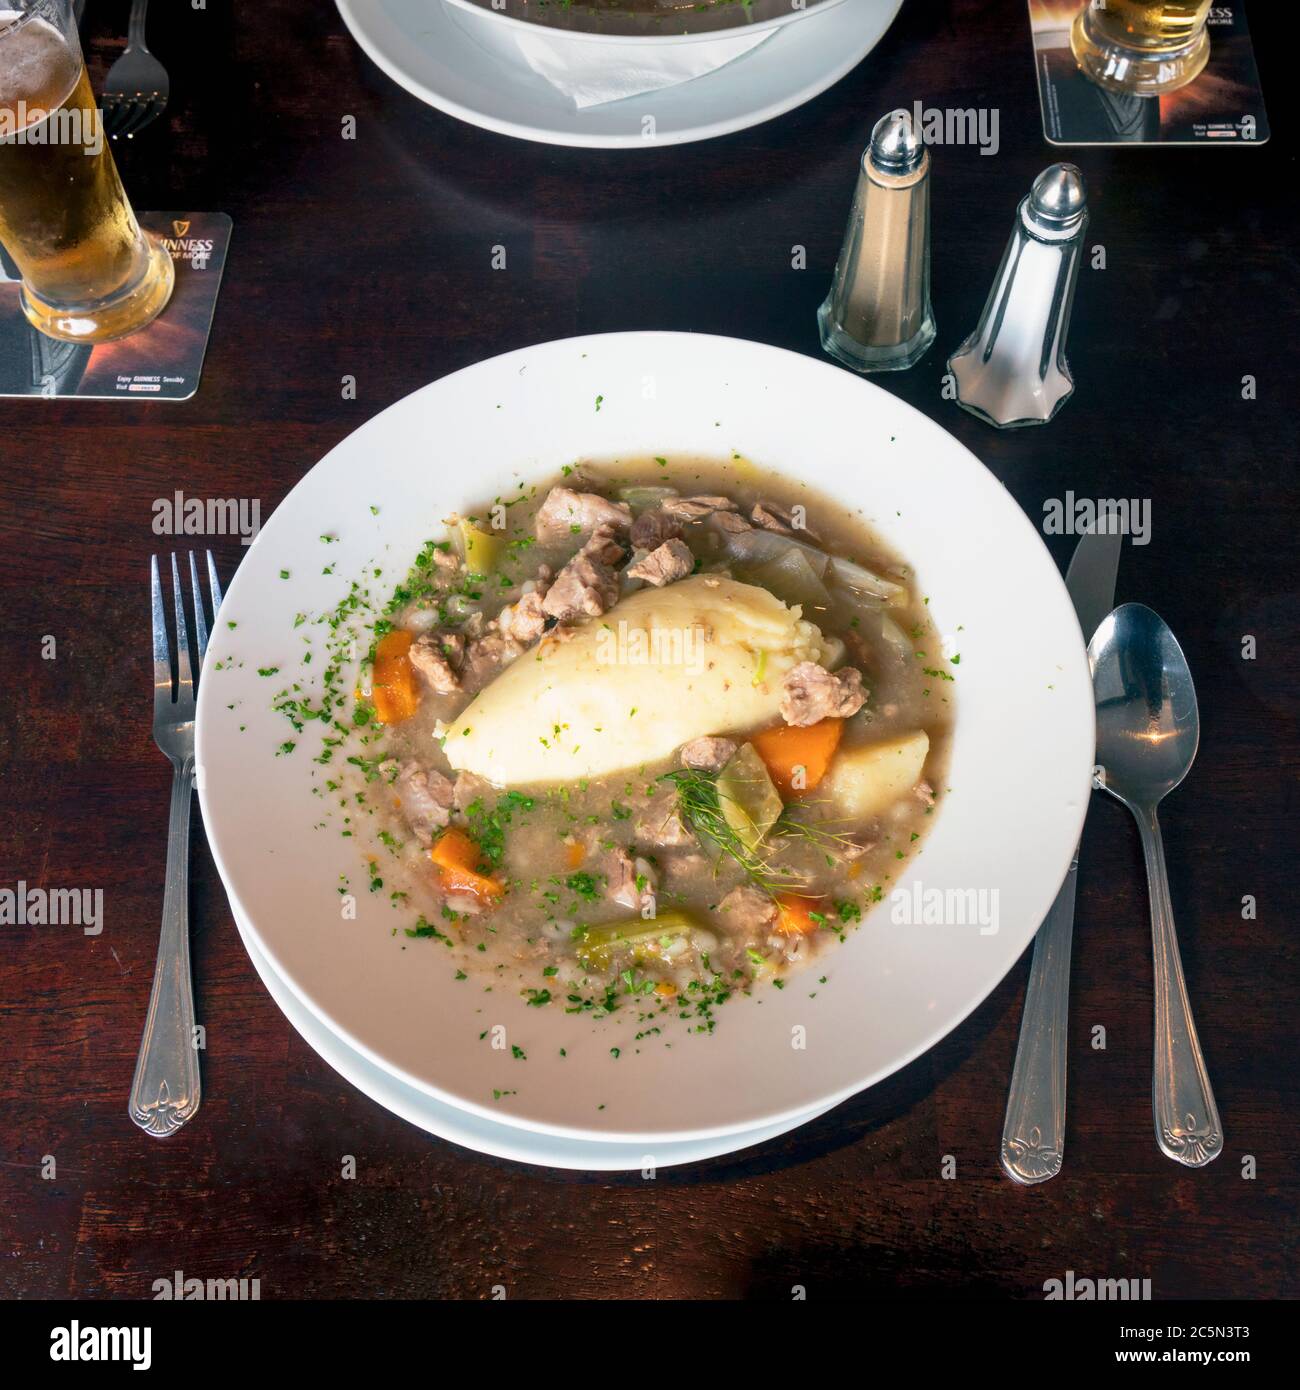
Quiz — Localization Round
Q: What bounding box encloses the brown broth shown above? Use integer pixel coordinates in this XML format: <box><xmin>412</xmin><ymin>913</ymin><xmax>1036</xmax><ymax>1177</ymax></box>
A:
<box><xmin>348</xmin><ymin>457</ymin><xmax>953</xmax><ymax>1027</ymax></box>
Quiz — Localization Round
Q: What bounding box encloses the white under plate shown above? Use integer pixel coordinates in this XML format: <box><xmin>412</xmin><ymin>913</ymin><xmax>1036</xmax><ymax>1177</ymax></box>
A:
<box><xmin>335</xmin><ymin>0</ymin><xmax>903</xmax><ymax>149</ymax></box>
<box><xmin>234</xmin><ymin>905</ymin><xmax>835</xmax><ymax>1170</ymax></box>
<box><xmin>196</xmin><ymin>331</ymin><xmax>1094</xmax><ymax>1145</ymax></box>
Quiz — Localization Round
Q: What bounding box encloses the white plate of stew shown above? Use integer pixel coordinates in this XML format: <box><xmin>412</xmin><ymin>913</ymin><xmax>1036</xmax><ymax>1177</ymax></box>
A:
<box><xmin>196</xmin><ymin>332</ymin><xmax>1094</xmax><ymax>1143</ymax></box>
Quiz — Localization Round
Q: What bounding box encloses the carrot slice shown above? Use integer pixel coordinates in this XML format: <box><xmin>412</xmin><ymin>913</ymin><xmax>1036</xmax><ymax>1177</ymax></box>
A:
<box><xmin>774</xmin><ymin>893</ymin><xmax>826</xmax><ymax>937</ymax></box>
<box><xmin>431</xmin><ymin>828</ymin><xmax>504</xmax><ymax>904</ymax></box>
<box><xmin>439</xmin><ymin>865</ymin><xmax>505</xmax><ymax>903</ymax></box>
<box><xmin>752</xmin><ymin>718</ymin><xmax>844</xmax><ymax>797</ymax></box>
<box><xmin>430</xmin><ymin>826</ymin><xmax>481</xmax><ymax>873</ymax></box>
<box><xmin>564</xmin><ymin>839</ymin><xmax>586</xmax><ymax>871</ymax></box>
<box><xmin>371</xmin><ymin>630</ymin><xmax>419</xmax><ymax>725</ymax></box>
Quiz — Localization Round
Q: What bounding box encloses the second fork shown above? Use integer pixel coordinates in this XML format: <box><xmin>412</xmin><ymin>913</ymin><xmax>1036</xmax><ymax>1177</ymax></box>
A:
<box><xmin>127</xmin><ymin>551</ymin><xmax>221</xmax><ymax>1138</ymax></box>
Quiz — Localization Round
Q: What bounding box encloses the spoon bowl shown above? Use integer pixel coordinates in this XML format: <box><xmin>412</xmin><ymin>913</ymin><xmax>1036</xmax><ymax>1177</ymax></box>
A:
<box><xmin>1090</xmin><ymin>602</ymin><xmax>1200</xmax><ymax>808</ymax></box>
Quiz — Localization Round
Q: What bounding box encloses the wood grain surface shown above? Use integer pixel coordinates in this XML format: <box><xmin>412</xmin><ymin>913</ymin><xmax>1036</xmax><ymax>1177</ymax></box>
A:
<box><xmin>0</xmin><ymin>0</ymin><xmax>1296</xmax><ymax>1300</ymax></box>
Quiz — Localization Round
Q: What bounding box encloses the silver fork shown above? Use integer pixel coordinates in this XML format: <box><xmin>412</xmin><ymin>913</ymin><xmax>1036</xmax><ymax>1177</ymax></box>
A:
<box><xmin>101</xmin><ymin>0</ymin><xmax>170</xmax><ymax>140</ymax></box>
<box><xmin>128</xmin><ymin>552</ymin><xmax>223</xmax><ymax>1137</ymax></box>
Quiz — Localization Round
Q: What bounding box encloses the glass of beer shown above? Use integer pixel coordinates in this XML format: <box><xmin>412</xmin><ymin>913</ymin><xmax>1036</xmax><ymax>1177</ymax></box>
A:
<box><xmin>1071</xmin><ymin>1</ymin><xmax>1213</xmax><ymax>97</ymax></box>
<box><xmin>0</xmin><ymin>0</ymin><xmax>173</xmax><ymax>342</ymax></box>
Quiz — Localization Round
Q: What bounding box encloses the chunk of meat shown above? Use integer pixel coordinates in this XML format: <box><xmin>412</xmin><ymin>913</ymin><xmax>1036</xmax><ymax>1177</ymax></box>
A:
<box><xmin>496</xmin><ymin>588</ymin><xmax>549</xmax><ymax>644</ymax></box>
<box><xmin>660</xmin><ymin>495</ymin><xmax>737</xmax><ymax>523</ymax></box>
<box><xmin>438</xmin><ymin>632</ymin><xmax>466</xmax><ymax>666</ymax></box>
<box><xmin>628</xmin><ymin>538</ymin><xmax>694</xmax><ymax>588</ymax></box>
<box><xmin>779</xmin><ymin>661</ymin><xmax>867</xmax><ymax>727</ymax></box>
<box><xmin>391</xmin><ymin>761</ymin><xmax>454</xmax><ymax>845</ymax></box>
<box><xmin>608</xmin><ymin>848</ymin><xmax>657</xmax><ymax>913</ymax></box>
<box><xmin>708</xmin><ymin>509</ymin><xmax>753</xmax><ymax>536</ymax></box>
<box><xmin>679</xmin><ymin>736</ymin><xmax>738</xmax><ymax>773</ymax></box>
<box><xmin>718</xmin><ymin>886</ymin><xmax>779</xmax><ymax>935</ymax></box>
<box><xmin>464</xmin><ymin>631</ymin><xmax>524</xmax><ymax>688</ymax></box>
<box><xmin>541</xmin><ymin>524</ymin><xmax>624</xmax><ymax>623</ymax></box>
<box><xmin>635</xmin><ymin>786</ymin><xmax>695</xmax><ymax>849</ymax></box>
<box><xmin>629</xmin><ymin>508</ymin><xmax>684</xmax><ymax>550</ymax></box>
<box><xmin>534</xmin><ymin>487</ymin><xmax>631</xmax><ymax>544</ymax></box>
<box><xmin>432</xmin><ymin>547</ymin><xmax>460</xmax><ymax>572</ymax></box>
<box><xmin>750</xmin><ymin>500</ymin><xmax>821</xmax><ymax>543</ymax></box>
<box><xmin>914</xmin><ymin>780</ymin><xmax>936</xmax><ymax>808</ymax></box>
<box><xmin>408</xmin><ymin>635</ymin><xmax>461</xmax><ymax>694</ymax></box>
<box><xmin>581</xmin><ymin>525</ymin><xmax>624</xmax><ymax>567</ymax></box>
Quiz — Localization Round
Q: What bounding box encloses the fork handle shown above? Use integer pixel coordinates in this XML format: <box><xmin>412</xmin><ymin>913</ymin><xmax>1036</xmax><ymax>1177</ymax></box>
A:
<box><xmin>1001</xmin><ymin>853</ymin><xmax>1076</xmax><ymax>1183</ymax></box>
<box><xmin>128</xmin><ymin>758</ymin><xmax>201</xmax><ymax>1137</ymax></box>
<box><xmin>128</xmin><ymin>0</ymin><xmax>150</xmax><ymax>49</ymax></box>
<box><xmin>1139</xmin><ymin>806</ymin><xmax>1222</xmax><ymax>1166</ymax></box>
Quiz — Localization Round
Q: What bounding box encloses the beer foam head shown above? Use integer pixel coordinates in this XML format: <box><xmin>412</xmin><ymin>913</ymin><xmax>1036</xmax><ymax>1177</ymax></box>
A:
<box><xmin>0</xmin><ymin>12</ymin><xmax>79</xmax><ymax>120</ymax></box>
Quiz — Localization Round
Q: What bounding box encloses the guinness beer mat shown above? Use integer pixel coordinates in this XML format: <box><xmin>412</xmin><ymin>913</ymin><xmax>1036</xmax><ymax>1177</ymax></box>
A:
<box><xmin>0</xmin><ymin>211</ymin><xmax>232</xmax><ymax>400</ymax></box>
<box><xmin>1029</xmin><ymin>2</ymin><xmax>1269</xmax><ymax>147</ymax></box>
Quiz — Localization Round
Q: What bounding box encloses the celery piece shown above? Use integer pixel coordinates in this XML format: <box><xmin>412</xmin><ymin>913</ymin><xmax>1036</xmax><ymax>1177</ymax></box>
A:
<box><xmin>573</xmin><ymin>910</ymin><xmax>696</xmax><ymax>971</ymax></box>
<box><xmin>715</xmin><ymin>743</ymin><xmax>783</xmax><ymax>853</ymax></box>
<box><xmin>458</xmin><ymin>518</ymin><xmax>501</xmax><ymax>574</ymax></box>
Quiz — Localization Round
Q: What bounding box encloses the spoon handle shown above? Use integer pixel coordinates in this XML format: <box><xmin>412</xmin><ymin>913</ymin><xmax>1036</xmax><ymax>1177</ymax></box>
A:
<box><xmin>1138</xmin><ymin>806</ymin><xmax>1223</xmax><ymax>1167</ymax></box>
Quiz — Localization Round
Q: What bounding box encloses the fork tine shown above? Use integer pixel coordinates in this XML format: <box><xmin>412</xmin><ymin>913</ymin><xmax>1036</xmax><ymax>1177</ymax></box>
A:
<box><xmin>206</xmin><ymin>550</ymin><xmax>224</xmax><ymax>617</ymax></box>
<box><xmin>110</xmin><ymin>104</ymin><xmax>141</xmax><ymax>140</ymax></box>
<box><xmin>119</xmin><ymin>96</ymin><xmax>156</xmax><ymax>140</ymax></box>
<box><xmin>152</xmin><ymin>554</ymin><xmax>172</xmax><ymax>718</ymax></box>
<box><xmin>113</xmin><ymin>101</ymin><xmax>142</xmax><ymax>140</ymax></box>
<box><xmin>101</xmin><ymin>97</ymin><xmax>127</xmax><ymax>138</ymax></box>
<box><xmin>170</xmin><ymin>552</ymin><xmax>194</xmax><ymax>709</ymax></box>
<box><xmin>126</xmin><ymin>94</ymin><xmax>166</xmax><ymax>139</ymax></box>
<box><xmin>188</xmin><ymin>551</ymin><xmax>209</xmax><ymax>667</ymax></box>
<box><xmin>105</xmin><ymin>98</ymin><xmax>141</xmax><ymax>140</ymax></box>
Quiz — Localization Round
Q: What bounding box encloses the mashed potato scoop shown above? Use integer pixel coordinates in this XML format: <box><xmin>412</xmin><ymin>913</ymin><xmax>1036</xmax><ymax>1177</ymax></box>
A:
<box><xmin>444</xmin><ymin>576</ymin><xmax>826</xmax><ymax>787</ymax></box>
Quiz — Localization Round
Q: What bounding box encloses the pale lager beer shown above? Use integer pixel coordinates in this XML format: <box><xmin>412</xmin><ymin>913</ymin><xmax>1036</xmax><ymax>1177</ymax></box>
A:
<box><xmin>1071</xmin><ymin>1</ymin><xmax>1214</xmax><ymax>97</ymax></box>
<box><xmin>0</xmin><ymin>2</ymin><xmax>173</xmax><ymax>341</ymax></box>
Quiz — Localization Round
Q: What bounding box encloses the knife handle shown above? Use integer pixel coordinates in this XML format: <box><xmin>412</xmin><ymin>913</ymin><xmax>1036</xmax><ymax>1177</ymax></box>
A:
<box><xmin>1000</xmin><ymin>853</ymin><xmax>1077</xmax><ymax>1184</ymax></box>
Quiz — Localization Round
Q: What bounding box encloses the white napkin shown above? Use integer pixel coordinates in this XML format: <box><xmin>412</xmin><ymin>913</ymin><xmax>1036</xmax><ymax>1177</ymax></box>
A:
<box><xmin>512</xmin><ymin>28</ymin><xmax>776</xmax><ymax>110</ymax></box>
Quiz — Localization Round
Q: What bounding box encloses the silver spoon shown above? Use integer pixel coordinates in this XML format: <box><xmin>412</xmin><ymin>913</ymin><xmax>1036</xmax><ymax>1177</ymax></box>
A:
<box><xmin>1089</xmin><ymin>603</ymin><xmax>1222</xmax><ymax>1167</ymax></box>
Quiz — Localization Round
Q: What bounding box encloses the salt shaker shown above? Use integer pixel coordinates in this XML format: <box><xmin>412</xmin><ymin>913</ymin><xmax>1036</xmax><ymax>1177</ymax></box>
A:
<box><xmin>948</xmin><ymin>164</ymin><xmax>1089</xmax><ymax>428</ymax></box>
<box><xmin>817</xmin><ymin>109</ymin><xmax>936</xmax><ymax>373</ymax></box>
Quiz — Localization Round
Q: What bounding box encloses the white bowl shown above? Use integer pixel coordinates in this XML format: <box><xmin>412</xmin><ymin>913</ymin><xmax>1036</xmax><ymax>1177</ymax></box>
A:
<box><xmin>335</xmin><ymin>0</ymin><xmax>900</xmax><ymax>150</ymax></box>
<box><xmin>196</xmin><ymin>332</ymin><xmax>1094</xmax><ymax>1143</ymax></box>
<box><xmin>441</xmin><ymin>0</ymin><xmax>845</xmax><ymax>44</ymax></box>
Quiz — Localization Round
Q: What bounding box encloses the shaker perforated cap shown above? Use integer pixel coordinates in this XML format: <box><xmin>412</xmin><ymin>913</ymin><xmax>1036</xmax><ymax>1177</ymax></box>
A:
<box><xmin>1027</xmin><ymin>164</ymin><xmax>1087</xmax><ymax>232</ymax></box>
<box><xmin>869</xmin><ymin>109</ymin><xmax>925</xmax><ymax>175</ymax></box>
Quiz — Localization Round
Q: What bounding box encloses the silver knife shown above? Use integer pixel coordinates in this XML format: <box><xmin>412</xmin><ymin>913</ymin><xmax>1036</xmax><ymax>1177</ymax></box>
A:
<box><xmin>1000</xmin><ymin>527</ymin><xmax>1122</xmax><ymax>1183</ymax></box>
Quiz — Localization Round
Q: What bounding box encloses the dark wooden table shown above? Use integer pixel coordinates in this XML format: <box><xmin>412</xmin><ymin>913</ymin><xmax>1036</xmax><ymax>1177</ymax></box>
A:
<box><xmin>2</xmin><ymin>0</ymin><xmax>1296</xmax><ymax>1301</ymax></box>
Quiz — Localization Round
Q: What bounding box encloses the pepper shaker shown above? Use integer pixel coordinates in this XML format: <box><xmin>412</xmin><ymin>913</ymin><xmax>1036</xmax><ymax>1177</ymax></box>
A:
<box><xmin>948</xmin><ymin>164</ymin><xmax>1089</xmax><ymax>428</ymax></box>
<box><xmin>818</xmin><ymin>109</ymin><xmax>936</xmax><ymax>373</ymax></box>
